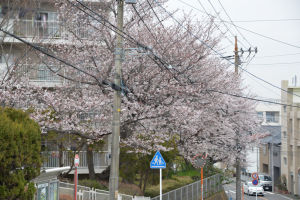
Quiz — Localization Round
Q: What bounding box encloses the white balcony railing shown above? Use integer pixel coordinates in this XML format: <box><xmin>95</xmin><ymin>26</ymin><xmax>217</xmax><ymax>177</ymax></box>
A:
<box><xmin>41</xmin><ymin>151</ymin><xmax>110</xmax><ymax>169</ymax></box>
<box><xmin>13</xmin><ymin>19</ymin><xmax>63</xmax><ymax>38</ymax></box>
<box><xmin>19</xmin><ymin>64</ymin><xmax>63</xmax><ymax>82</ymax></box>
<box><xmin>7</xmin><ymin>19</ymin><xmax>91</xmax><ymax>39</ymax></box>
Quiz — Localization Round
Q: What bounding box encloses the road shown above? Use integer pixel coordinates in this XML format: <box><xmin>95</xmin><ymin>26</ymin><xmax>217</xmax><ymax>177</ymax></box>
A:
<box><xmin>224</xmin><ymin>182</ymin><xmax>293</xmax><ymax>200</ymax></box>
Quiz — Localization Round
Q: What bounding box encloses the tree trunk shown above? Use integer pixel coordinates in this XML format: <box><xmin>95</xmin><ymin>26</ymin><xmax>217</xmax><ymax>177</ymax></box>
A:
<box><xmin>59</xmin><ymin>142</ymin><xmax>64</xmax><ymax>167</ymax></box>
<box><xmin>142</xmin><ymin>169</ymin><xmax>150</xmax><ymax>194</ymax></box>
<box><xmin>139</xmin><ymin>169</ymin><xmax>144</xmax><ymax>189</ymax></box>
<box><xmin>87</xmin><ymin>145</ymin><xmax>96</xmax><ymax>180</ymax></box>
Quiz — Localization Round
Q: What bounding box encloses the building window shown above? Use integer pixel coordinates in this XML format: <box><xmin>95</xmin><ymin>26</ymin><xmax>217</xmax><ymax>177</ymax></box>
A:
<box><xmin>283</xmin><ymin>105</ymin><xmax>286</xmax><ymax>113</ymax></box>
<box><xmin>283</xmin><ymin>131</ymin><xmax>287</xmax><ymax>138</ymax></box>
<box><xmin>266</xmin><ymin>111</ymin><xmax>279</xmax><ymax>123</ymax></box>
<box><xmin>284</xmin><ymin>157</ymin><xmax>287</xmax><ymax>165</ymax></box>
<box><xmin>257</xmin><ymin>112</ymin><xmax>263</xmax><ymax>121</ymax></box>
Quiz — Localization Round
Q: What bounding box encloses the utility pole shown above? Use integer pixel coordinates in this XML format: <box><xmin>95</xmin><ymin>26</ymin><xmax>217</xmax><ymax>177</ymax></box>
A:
<box><xmin>109</xmin><ymin>0</ymin><xmax>124</xmax><ymax>199</ymax></box>
<box><xmin>234</xmin><ymin>36</ymin><xmax>242</xmax><ymax>200</ymax></box>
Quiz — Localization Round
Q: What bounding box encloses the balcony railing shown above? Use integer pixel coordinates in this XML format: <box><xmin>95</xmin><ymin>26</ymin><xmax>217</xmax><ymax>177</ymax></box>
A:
<box><xmin>3</xmin><ymin>19</ymin><xmax>91</xmax><ymax>39</ymax></box>
<box><xmin>19</xmin><ymin>64</ymin><xmax>63</xmax><ymax>82</ymax></box>
<box><xmin>41</xmin><ymin>151</ymin><xmax>110</xmax><ymax>169</ymax></box>
<box><xmin>13</xmin><ymin>19</ymin><xmax>63</xmax><ymax>38</ymax></box>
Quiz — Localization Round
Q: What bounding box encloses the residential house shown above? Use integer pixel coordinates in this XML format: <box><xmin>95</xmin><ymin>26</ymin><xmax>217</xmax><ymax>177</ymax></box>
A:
<box><xmin>281</xmin><ymin>80</ymin><xmax>300</xmax><ymax>195</ymax></box>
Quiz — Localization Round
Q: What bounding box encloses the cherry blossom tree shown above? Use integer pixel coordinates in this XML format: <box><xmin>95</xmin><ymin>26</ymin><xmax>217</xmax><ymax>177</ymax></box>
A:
<box><xmin>0</xmin><ymin>0</ymin><xmax>260</xmax><ymax>169</ymax></box>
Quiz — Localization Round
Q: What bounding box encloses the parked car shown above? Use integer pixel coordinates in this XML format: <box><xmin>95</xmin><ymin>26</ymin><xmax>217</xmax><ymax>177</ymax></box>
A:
<box><xmin>243</xmin><ymin>182</ymin><xmax>264</xmax><ymax>196</ymax></box>
<box><xmin>258</xmin><ymin>174</ymin><xmax>272</xmax><ymax>191</ymax></box>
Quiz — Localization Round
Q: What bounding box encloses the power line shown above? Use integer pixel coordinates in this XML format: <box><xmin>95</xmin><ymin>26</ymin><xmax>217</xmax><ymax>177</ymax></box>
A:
<box><xmin>71</xmin><ymin>0</ymin><xmax>181</xmax><ymax>82</ymax></box>
<box><xmin>154</xmin><ymin>1</ymin><xmax>300</xmax><ymax>100</ymax></box>
<box><xmin>216</xmin><ymin>0</ymin><xmax>253</xmax><ymax>47</ymax></box>
<box><xmin>146</xmin><ymin>0</ymin><xmax>165</xmax><ymax>28</ymax></box>
<box><xmin>195</xmin><ymin>0</ymin><xmax>234</xmax><ymax>45</ymax></box>
<box><xmin>256</xmin><ymin>52</ymin><xmax>300</xmax><ymax>58</ymax></box>
<box><xmin>206</xmin><ymin>0</ymin><xmax>247</xmax><ymax>48</ymax></box>
<box><xmin>224</xmin><ymin>22</ymin><xmax>300</xmax><ymax>49</ymax></box>
<box><xmin>0</xmin><ymin>28</ymin><xmax>128</xmax><ymax>93</ymax></box>
<box><xmin>223</xmin><ymin>18</ymin><xmax>300</xmax><ymax>22</ymax></box>
<box><xmin>207</xmin><ymin>89</ymin><xmax>300</xmax><ymax>108</ymax></box>
<box><xmin>175</xmin><ymin>0</ymin><xmax>300</xmax><ymax>50</ymax></box>
<box><xmin>249</xmin><ymin>61</ymin><xmax>300</xmax><ymax>66</ymax></box>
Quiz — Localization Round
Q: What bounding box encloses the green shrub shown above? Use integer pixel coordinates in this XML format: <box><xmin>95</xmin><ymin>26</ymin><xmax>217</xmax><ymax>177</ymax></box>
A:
<box><xmin>78</xmin><ymin>179</ymin><xmax>107</xmax><ymax>190</ymax></box>
<box><xmin>0</xmin><ymin>107</ymin><xmax>41</xmax><ymax>199</ymax></box>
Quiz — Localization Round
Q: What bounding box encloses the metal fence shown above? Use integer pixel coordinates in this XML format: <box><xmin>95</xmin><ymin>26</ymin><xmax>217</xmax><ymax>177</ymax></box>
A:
<box><xmin>151</xmin><ymin>174</ymin><xmax>222</xmax><ymax>200</ymax></box>
<box><xmin>41</xmin><ymin>151</ymin><xmax>109</xmax><ymax>169</ymax></box>
<box><xmin>59</xmin><ymin>182</ymin><xmax>150</xmax><ymax>200</ymax></box>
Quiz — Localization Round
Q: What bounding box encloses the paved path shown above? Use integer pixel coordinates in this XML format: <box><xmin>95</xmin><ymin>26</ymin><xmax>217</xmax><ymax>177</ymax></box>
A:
<box><xmin>224</xmin><ymin>182</ymin><xmax>293</xmax><ymax>200</ymax></box>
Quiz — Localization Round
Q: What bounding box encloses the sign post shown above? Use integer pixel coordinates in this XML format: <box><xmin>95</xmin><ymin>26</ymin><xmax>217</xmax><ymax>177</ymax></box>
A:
<box><xmin>193</xmin><ymin>153</ymin><xmax>207</xmax><ymax>200</ymax></box>
<box><xmin>74</xmin><ymin>154</ymin><xmax>80</xmax><ymax>200</ymax></box>
<box><xmin>251</xmin><ymin>173</ymin><xmax>259</xmax><ymax>200</ymax></box>
<box><xmin>150</xmin><ymin>151</ymin><xmax>166</xmax><ymax>200</ymax></box>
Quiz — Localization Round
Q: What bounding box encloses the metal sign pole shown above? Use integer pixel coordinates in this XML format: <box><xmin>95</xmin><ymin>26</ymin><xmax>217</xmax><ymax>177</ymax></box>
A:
<box><xmin>201</xmin><ymin>167</ymin><xmax>203</xmax><ymax>200</ymax></box>
<box><xmin>74</xmin><ymin>166</ymin><xmax>78</xmax><ymax>200</ymax></box>
<box><xmin>256</xmin><ymin>187</ymin><xmax>257</xmax><ymax>200</ymax></box>
<box><xmin>160</xmin><ymin>168</ymin><xmax>162</xmax><ymax>200</ymax></box>
<box><xmin>74</xmin><ymin>154</ymin><xmax>79</xmax><ymax>200</ymax></box>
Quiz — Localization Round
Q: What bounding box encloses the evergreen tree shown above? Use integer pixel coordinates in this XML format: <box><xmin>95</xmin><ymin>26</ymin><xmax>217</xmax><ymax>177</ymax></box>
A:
<box><xmin>0</xmin><ymin>107</ymin><xmax>41</xmax><ymax>199</ymax></box>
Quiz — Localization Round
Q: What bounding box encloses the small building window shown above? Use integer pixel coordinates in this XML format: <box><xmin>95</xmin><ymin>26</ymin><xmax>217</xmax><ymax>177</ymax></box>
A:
<box><xmin>266</xmin><ymin>111</ymin><xmax>279</xmax><ymax>123</ymax></box>
<box><xmin>284</xmin><ymin>157</ymin><xmax>287</xmax><ymax>165</ymax></box>
<box><xmin>283</xmin><ymin>131</ymin><xmax>287</xmax><ymax>138</ymax></box>
<box><xmin>283</xmin><ymin>105</ymin><xmax>286</xmax><ymax>113</ymax></box>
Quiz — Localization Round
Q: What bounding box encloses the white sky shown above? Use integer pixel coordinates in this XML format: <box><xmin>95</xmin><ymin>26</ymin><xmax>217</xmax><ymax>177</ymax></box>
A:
<box><xmin>165</xmin><ymin>0</ymin><xmax>300</xmax><ymax>100</ymax></box>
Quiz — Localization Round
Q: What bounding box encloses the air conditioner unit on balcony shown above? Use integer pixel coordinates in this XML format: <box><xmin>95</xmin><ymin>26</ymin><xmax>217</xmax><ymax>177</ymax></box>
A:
<box><xmin>125</xmin><ymin>0</ymin><xmax>137</xmax><ymax>4</ymax></box>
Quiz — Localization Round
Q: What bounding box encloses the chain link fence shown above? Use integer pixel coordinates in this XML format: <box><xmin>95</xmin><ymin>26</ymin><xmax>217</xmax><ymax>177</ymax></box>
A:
<box><xmin>151</xmin><ymin>174</ymin><xmax>222</xmax><ymax>200</ymax></box>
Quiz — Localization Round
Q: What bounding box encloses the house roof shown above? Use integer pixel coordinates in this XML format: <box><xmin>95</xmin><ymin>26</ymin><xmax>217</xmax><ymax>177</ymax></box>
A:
<box><xmin>259</xmin><ymin>125</ymin><xmax>281</xmax><ymax>144</ymax></box>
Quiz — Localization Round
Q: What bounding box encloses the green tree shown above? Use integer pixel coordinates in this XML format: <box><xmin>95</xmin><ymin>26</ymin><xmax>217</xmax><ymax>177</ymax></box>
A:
<box><xmin>0</xmin><ymin>107</ymin><xmax>41</xmax><ymax>199</ymax></box>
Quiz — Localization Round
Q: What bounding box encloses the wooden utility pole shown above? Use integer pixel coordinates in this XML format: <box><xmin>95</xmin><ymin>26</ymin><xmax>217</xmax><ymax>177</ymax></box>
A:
<box><xmin>109</xmin><ymin>0</ymin><xmax>124</xmax><ymax>199</ymax></box>
<box><xmin>234</xmin><ymin>36</ymin><xmax>242</xmax><ymax>200</ymax></box>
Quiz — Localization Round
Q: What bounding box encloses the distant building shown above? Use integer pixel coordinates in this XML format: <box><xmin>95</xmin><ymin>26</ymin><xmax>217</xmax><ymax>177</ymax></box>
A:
<box><xmin>243</xmin><ymin>102</ymin><xmax>281</xmax><ymax>179</ymax></box>
<box><xmin>259</xmin><ymin>126</ymin><xmax>281</xmax><ymax>185</ymax></box>
<box><xmin>281</xmin><ymin>80</ymin><xmax>300</xmax><ymax>195</ymax></box>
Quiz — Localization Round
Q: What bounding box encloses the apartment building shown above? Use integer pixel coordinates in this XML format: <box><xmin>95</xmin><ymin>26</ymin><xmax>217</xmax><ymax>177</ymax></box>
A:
<box><xmin>0</xmin><ymin>0</ymin><xmax>111</xmax><ymax>174</ymax></box>
<box><xmin>281</xmin><ymin>80</ymin><xmax>300</xmax><ymax>195</ymax></box>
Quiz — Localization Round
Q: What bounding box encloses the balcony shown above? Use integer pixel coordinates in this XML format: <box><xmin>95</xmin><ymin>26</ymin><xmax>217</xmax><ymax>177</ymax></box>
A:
<box><xmin>41</xmin><ymin>151</ymin><xmax>110</xmax><ymax>174</ymax></box>
<box><xmin>2</xmin><ymin>19</ymin><xmax>91</xmax><ymax>42</ymax></box>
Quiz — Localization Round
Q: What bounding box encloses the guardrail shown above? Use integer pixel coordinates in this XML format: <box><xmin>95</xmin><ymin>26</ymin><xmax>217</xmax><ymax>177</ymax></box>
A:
<box><xmin>151</xmin><ymin>174</ymin><xmax>222</xmax><ymax>200</ymax></box>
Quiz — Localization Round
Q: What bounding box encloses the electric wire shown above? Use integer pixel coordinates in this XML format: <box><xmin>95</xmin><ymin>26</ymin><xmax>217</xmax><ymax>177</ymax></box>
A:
<box><xmin>175</xmin><ymin>0</ymin><xmax>300</xmax><ymax>49</ymax></box>
<box><xmin>153</xmin><ymin>0</ymin><xmax>300</xmax><ymax>100</ymax></box>
<box><xmin>0</xmin><ymin>28</ymin><xmax>128</xmax><ymax>93</ymax></box>
<box><xmin>146</xmin><ymin>0</ymin><xmax>165</xmax><ymax>28</ymax></box>
<box><xmin>195</xmin><ymin>0</ymin><xmax>234</xmax><ymax>45</ymax></box>
<box><xmin>216</xmin><ymin>0</ymin><xmax>253</xmax><ymax>48</ymax></box>
<box><xmin>207</xmin><ymin>89</ymin><xmax>300</xmax><ymax>108</ymax></box>
<box><xmin>77</xmin><ymin>0</ymin><xmax>300</xmax><ymax>106</ymax></box>
<box><xmin>2</xmin><ymin>1</ymin><xmax>298</xmax><ymax>110</ymax></box>
<box><xmin>206</xmin><ymin>0</ymin><xmax>247</xmax><ymax>49</ymax></box>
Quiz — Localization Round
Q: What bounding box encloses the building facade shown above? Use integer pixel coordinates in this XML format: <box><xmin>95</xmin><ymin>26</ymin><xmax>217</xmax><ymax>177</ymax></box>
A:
<box><xmin>281</xmin><ymin>80</ymin><xmax>300</xmax><ymax>195</ymax></box>
<box><xmin>0</xmin><ymin>1</ymin><xmax>111</xmax><ymax>174</ymax></box>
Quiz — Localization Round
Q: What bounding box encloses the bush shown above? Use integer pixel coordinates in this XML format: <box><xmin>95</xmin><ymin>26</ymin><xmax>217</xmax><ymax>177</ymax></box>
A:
<box><xmin>78</xmin><ymin>179</ymin><xmax>107</xmax><ymax>190</ymax></box>
<box><xmin>0</xmin><ymin>107</ymin><xmax>41</xmax><ymax>199</ymax></box>
<box><xmin>144</xmin><ymin>176</ymin><xmax>193</xmax><ymax>197</ymax></box>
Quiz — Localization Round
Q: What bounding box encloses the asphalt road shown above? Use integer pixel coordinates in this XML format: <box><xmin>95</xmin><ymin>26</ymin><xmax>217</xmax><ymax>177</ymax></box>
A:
<box><xmin>224</xmin><ymin>182</ymin><xmax>293</xmax><ymax>200</ymax></box>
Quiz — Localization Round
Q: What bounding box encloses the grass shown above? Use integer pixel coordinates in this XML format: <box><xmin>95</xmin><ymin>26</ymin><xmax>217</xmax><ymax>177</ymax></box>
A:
<box><xmin>144</xmin><ymin>175</ymin><xmax>193</xmax><ymax>197</ymax></box>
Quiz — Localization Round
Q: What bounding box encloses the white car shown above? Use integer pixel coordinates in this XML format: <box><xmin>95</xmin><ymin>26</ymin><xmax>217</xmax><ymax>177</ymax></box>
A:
<box><xmin>243</xmin><ymin>182</ymin><xmax>264</xmax><ymax>196</ymax></box>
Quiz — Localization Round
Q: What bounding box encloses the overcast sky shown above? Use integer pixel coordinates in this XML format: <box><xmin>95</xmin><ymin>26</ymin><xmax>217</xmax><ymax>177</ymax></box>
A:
<box><xmin>165</xmin><ymin>0</ymin><xmax>300</xmax><ymax>100</ymax></box>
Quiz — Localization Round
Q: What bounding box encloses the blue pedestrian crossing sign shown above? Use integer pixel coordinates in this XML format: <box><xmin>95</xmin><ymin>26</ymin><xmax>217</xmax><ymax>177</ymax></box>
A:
<box><xmin>150</xmin><ymin>151</ymin><xmax>166</xmax><ymax>169</ymax></box>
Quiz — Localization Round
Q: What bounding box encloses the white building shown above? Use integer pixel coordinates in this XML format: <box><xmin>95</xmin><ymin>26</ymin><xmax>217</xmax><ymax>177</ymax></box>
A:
<box><xmin>243</xmin><ymin>102</ymin><xmax>281</xmax><ymax>177</ymax></box>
